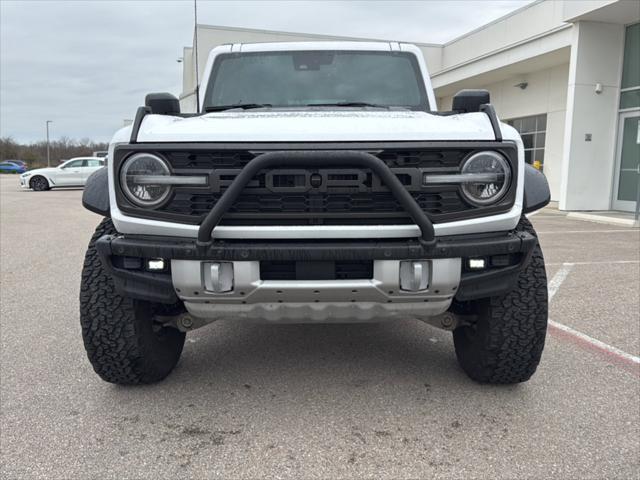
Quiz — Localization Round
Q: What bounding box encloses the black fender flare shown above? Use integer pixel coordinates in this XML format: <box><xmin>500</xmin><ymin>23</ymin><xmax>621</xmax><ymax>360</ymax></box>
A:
<box><xmin>82</xmin><ymin>167</ymin><xmax>110</xmax><ymax>217</ymax></box>
<box><xmin>523</xmin><ymin>164</ymin><xmax>550</xmax><ymax>214</ymax></box>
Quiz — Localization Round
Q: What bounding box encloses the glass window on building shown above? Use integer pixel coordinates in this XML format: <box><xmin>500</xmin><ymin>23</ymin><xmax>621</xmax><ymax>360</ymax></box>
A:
<box><xmin>619</xmin><ymin>22</ymin><xmax>640</xmax><ymax>110</ymax></box>
<box><xmin>507</xmin><ymin>114</ymin><xmax>547</xmax><ymax>170</ymax></box>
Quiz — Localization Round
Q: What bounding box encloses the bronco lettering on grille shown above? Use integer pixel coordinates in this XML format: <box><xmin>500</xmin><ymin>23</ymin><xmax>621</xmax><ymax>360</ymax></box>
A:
<box><xmin>211</xmin><ymin>168</ymin><xmax>424</xmax><ymax>193</ymax></box>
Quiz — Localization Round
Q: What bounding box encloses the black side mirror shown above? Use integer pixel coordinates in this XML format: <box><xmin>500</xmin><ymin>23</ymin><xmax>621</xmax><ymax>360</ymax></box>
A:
<box><xmin>523</xmin><ymin>164</ymin><xmax>551</xmax><ymax>213</ymax></box>
<box><xmin>452</xmin><ymin>89</ymin><xmax>490</xmax><ymax>113</ymax></box>
<box><xmin>145</xmin><ymin>92</ymin><xmax>180</xmax><ymax>115</ymax></box>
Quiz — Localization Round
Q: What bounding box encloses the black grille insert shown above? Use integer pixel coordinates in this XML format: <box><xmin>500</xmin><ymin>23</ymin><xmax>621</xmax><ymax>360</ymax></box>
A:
<box><xmin>113</xmin><ymin>142</ymin><xmax>518</xmax><ymax>226</ymax></box>
<box><xmin>260</xmin><ymin>260</ymin><xmax>374</xmax><ymax>280</ymax></box>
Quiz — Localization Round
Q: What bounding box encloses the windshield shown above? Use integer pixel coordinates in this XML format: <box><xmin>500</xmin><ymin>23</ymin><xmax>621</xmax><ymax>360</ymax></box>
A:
<box><xmin>203</xmin><ymin>51</ymin><xmax>428</xmax><ymax>111</ymax></box>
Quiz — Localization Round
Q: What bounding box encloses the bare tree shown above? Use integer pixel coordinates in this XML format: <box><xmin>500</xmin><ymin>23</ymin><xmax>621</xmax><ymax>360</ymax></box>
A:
<box><xmin>0</xmin><ymin>137</ymin><xmax>109</xmax><ymax>169</ymax></box>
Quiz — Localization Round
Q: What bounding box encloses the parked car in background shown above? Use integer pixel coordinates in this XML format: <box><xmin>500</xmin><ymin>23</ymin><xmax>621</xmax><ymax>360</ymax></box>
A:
<box><xmin>92</xmin><ymin>151</ymin><xmax>108</xmax><ymax>158</ymax></box>
<box><xmin>0</xmin><ymin>160</ymin><xmax>27</xmax><ymax>174</ymax></box>
<box><xmin>20</xmin><ymin>157</ymin><xmax>104</xmax><ymax>191</ymax></box>
<box><xmin>8</xmin><ymin>159</ymin><xmax>27</xmax><ymax>168</ymax></box>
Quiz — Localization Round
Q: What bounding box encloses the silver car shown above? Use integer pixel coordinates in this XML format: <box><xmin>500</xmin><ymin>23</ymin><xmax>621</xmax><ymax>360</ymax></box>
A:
<box><xmin>20</xmin><ymin>157</ymin><xmax>105</xmax><ymax>191</ymax></box>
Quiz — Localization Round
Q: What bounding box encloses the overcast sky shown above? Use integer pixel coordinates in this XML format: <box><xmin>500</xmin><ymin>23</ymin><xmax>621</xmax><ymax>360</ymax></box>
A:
<box><xmin>0</xmin><ymin>0</ymin><xmax>532</xmax><ymax>143</ymax></box>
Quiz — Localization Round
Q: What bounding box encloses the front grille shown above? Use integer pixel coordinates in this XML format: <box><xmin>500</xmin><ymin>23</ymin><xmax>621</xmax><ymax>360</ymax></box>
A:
<box><xmin>164</xmin><ymin>190</ymin><xmax>466</xmax><ymax>225</ymax></box>
<box><xmin>161</xmin><ymin>148</ymin><xmax>470</xmax><ymax>225</ymax></box>
<box><xmin>114</xmin><ymin>143</ymin><xmax>518</xmax><ymax>226</ymax></box>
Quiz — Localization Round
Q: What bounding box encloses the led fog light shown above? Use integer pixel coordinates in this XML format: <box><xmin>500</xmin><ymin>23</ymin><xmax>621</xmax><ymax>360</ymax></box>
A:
<box><xmin>147</xmin><ymin>258</ymin><xmax>166</xmax><ymax>271</ymax></box>
<box><xmin>467</xmin><ymin>258</ymin><xmax>486</xmax><ymax>270</ymax></box>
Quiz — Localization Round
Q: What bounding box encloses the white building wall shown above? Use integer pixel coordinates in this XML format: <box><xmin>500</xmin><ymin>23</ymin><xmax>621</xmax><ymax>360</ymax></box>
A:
<box><xmin>439</xmin><ymin>0</ymin><xmax>566</xmax><ymax>72</ymax></box>
<box><xmin>559</xmin><ymin>21</ymin><xmax>626</xmax><ymax>210</ymax></box>
<box><xmin>437</xmin><ymin>63</ymin><xmax>569</xmax><ymax>201</ymax></box>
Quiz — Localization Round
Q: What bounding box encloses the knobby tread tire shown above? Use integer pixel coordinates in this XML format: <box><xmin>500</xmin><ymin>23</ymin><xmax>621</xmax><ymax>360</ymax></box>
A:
<box><xmin>79</xmin><ymin>218</ymin><xmax>185</xmax><ymax>385</ymax></box>
<box><xmin>453</xmin><ymin>216</ymin><xmax>548</xmax><ymax>384</ymax></box>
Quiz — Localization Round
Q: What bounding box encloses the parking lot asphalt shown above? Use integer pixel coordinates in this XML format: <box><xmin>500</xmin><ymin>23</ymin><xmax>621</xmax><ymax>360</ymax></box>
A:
<box><xmin>1</xmin><ymin>175</ymin><xmax>639</xmax><ymax>479</ymax></box>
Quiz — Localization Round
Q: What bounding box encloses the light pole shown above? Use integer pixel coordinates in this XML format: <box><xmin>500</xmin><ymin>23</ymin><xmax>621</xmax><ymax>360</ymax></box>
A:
<box><xmin>46</xmin><ymin>120</ymin><xmax>52</xmax><ymax>167</ymax></box>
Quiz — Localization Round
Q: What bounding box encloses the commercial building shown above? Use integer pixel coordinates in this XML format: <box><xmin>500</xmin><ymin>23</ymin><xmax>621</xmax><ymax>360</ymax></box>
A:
<box><xmin>180</xmin><ymin>0</ymin><xmax>640</xmax><ymax>212</ymax></box>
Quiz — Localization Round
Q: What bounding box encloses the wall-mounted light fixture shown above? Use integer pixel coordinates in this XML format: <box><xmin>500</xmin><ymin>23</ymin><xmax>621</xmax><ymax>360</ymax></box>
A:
<box><xmin>595</xmin><ymin>83</ymin><xmax>603</xmax><ymax>94</ymax></box>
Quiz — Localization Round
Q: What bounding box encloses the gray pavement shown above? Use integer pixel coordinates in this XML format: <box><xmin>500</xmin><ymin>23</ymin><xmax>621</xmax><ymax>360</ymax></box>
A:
<box><xmin>1</xmin><ymin>175</ymin><xmax>639</xmax><ymax>479</ymax></box>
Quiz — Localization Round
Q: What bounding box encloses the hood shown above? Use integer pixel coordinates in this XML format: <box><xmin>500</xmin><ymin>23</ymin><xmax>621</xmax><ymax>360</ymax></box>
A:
<box><xmin>22</xmin><ymin>167</ymin><xmax>58</xmax><ymax>175</ymax></box>
<box><xmin>133</xmin><ymin>110</ymin><xmax>498</xmax><ymax>143</ymax></box>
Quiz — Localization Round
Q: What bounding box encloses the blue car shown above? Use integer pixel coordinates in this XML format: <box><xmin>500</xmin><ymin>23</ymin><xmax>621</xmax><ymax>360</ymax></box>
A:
<box><xmin>0</xmin><ymin>160</ymin><xmax>27</xmax><ymax>174</ymax></box>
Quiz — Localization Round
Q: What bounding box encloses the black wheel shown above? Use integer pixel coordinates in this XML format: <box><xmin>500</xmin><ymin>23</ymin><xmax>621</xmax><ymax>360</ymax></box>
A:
<box><xmin>79</xmin><ymin>218</ymin><xmax>185</xmax><ymax>385</ymax></box>
<box><xmin>453</xmin><ymin>216</ymin><xmax>548</xmax><ymax>384</ymax></box>
<box><xmin>30</xmin><ymin>175</ymin><xmax>50</xmax><ymax>191</ymax></box>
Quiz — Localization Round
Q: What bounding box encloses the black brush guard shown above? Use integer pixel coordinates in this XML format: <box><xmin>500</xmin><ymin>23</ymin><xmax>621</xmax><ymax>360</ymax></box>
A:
<box><xmin>196</xmin><ymin>150</ymin><xmax>436</xmax><ymax>246</ymax></box>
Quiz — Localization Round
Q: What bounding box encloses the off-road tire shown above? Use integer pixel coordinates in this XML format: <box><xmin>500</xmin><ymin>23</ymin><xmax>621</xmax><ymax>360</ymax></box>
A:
<box><xmin>79</xmin><ymin>218</ymin><xmax>185</xmax><ymax>385</ymax></box>
<box><xmin>453</xmin><ymin>216</ymin><xmax>548</xmax><ymax>384</ymax></box>
<box><xmin>30</xmin><ymin>175</ymin><xmax>50</xmax><ymax>191</ymax></box>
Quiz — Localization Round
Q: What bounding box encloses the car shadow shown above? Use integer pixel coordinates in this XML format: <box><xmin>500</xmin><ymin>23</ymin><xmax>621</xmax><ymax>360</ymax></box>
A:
<box><xmin>108</xmin><ymin>319</ymin><xmax>498</xmax><ymax>397</ymax></box>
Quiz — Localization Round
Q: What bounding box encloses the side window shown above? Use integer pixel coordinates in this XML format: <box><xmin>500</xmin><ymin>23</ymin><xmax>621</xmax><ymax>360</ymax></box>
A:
<box><xmin>86</xmin><ymin>159</ymin><xmax>102</xmax><ymax>167</ymax></box>
<box><xmin>64</xmin><ymin>160</ymin><xmax>86</xmax><ymax>168</ymax></box>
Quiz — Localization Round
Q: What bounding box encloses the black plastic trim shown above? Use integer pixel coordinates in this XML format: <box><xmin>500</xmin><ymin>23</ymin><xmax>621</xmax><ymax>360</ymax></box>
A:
<box><xmin>479</xmin><ymin>104</ymin><xmax>502</xmax><ymax>142</ymax></box>
<box><xmin>523</xmin><ymin>164</ymin><xmax>551</xmax><ymax>213</ymax></box>
<box><xmin>452</xmin><ymin>89</ymin><xmax>490</xmax><ymax>113</ymax></box>
<box><xmin>129</xmin><ymin>106</ymin><xmax>151</xmax><ymax>144</ymax></box>
<box><xmin>456</xmin><ymin>265</ymin><xmax>522</xmax><ymax>301</ymax></box>
<box><xmin>145</xmin><ymin>92</ymin><xmax>180</xmax><ymax>115</ymax></box>
<box><xmin>95</xmin><ymin>238</ymin><xmax>177</xmax><ymax>304</ymax></box>
<box><xmin>97</xmin><ymin>230</ymin><xmax>534</xmax><ymax>262</ymax></box>
<box><xmin>82</xmin><ymin>167</ymin><xmax>110</xmax><ymax>217</ymax></box>
<box><xmin>95</xmin><ymin>230</ymin><xmax>536</xmax><ymax>303</ymax></box>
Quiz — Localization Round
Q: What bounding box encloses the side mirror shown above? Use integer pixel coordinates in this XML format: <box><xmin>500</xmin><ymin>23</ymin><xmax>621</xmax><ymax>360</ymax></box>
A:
<box><xmin>452</xmin><ymin>89</ymin><xmax>490</xmax><ymax>113</ymax></box>
<box><xmin>145</xmin><ymin>92</ymin><xmax>180</xmax><ymax>115</ymax></box>
<box><xmin>523</xmin><ymin>164</ymin><xmax>551</xmax><ymax>213</ymax></box>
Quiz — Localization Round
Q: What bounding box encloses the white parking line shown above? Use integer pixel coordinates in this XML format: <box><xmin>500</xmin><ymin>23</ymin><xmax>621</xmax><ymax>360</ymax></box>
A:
<box><xmin>546</xmin><ymin>260</ymin><xmax>640</xmax><ymax>266</ymax></box>
<box><xmin>546</xmin><ymin>262</ymin><xmax>640</xmax><ymax>372</ymax></box>
<box><xmin>548</xmin><ymin>263</ymin><xmax>574</xmax><ymax>301</ymax></box>
<box><xmin>538</xmin><ymin>229</ymin><xmax>639</xmax><ymax>234</ymax></box>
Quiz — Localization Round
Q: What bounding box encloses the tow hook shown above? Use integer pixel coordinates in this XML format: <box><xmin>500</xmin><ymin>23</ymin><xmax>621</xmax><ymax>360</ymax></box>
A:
<box><xmin>421</xmin><ymin>312</ymin><xmax>475</xmax><ymax>331</ymax></box>
<box><xmin>155</xmin><ymin>313</ymin><xmax>205</xmax><ymax>332</ymax></box>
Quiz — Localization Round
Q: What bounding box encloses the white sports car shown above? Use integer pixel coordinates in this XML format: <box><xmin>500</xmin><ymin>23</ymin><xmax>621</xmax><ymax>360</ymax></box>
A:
<box><xmin>20</xmin><ymin>157</ymin><xmax>105</xmax><ymax>191</ymax></box>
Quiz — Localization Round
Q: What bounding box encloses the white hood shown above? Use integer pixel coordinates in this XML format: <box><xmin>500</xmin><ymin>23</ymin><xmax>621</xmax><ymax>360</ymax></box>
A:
<box><xmin>133</xmin><ymin>110</ymin><xmax>498</xmax><ymax>143</ymax></box>
<box><xmin>22</xmin><ymin>167</ymin><xmax>58</xmax><ymax>175</ymax></box>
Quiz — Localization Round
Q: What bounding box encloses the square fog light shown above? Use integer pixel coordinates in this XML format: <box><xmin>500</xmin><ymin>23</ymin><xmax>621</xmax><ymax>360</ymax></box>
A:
<box><xmin>146</xmin><ymin>258</ymin><xmax>166</xmax><ymax>271</ymax></box>
<box><xmin>467</xmin><ymin>258</ymin><xmax>486</xmax><ymax>270</ymax></box>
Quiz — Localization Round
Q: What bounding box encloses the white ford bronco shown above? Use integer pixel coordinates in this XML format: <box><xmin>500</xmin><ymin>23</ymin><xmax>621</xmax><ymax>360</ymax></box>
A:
<box><xmin>80</xmin><ymin>42</ymin><xmax>551</xmax><ymax>385</ymax></box>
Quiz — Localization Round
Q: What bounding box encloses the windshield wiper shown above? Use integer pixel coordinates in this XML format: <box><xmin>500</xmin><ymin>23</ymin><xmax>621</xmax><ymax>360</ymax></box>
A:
<box><xmin>205</xmin><ymin>103</ymin><xmax>273</xmax><ymax>112</ymax></box>
<box><xmin>305</xmin><ymin>102</ymin><xmax>391</xmax><ymax>109</ymax></box>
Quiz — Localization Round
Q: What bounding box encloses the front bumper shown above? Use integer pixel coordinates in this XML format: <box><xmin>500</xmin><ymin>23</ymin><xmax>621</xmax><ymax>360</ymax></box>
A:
<box><xmin>95</xmin><ymin>229</ymin><xmax>536</xmax><ymax>322</ymax></box>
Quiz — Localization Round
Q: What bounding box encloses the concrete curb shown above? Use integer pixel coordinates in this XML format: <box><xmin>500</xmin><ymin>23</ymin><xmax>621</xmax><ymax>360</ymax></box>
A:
<box><xmin>567</xmin><ymin>212</ymin><xmax>639</xmax><ymax>228</ymax></box>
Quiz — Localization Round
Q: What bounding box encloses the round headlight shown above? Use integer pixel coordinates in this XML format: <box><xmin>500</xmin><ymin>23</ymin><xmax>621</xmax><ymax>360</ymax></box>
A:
<box><xmin>120</xmin><ymin>153</ymin><xmax>171</xmax><ymax>207</ymax></box>
<box><xmin>460</xmin><ymin>151</ymin><xmax>511</xmax><ymax>206</ymax></box>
